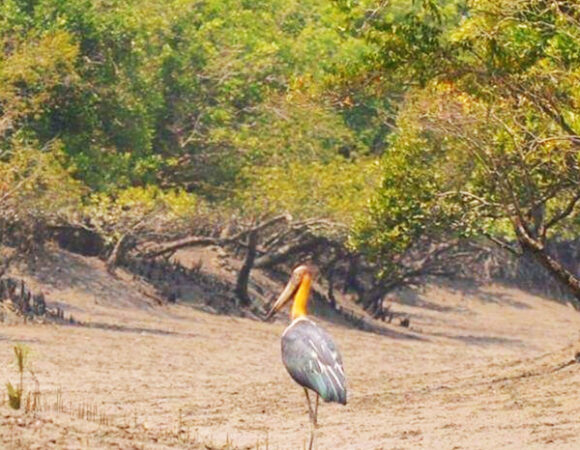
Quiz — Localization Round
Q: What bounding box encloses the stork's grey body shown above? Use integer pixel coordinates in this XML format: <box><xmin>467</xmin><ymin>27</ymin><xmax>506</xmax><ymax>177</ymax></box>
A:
<box><xmin>282</xmin><ymin>317</ymin><xmax>347</xmax><ymax>405</ymax></box>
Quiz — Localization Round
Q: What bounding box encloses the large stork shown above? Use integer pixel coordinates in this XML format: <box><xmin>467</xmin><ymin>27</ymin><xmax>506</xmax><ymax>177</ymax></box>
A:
<box><xmin>266</xmin><ymin>264</ymin><xmax>347</xmax><ymax>435</ymax></box>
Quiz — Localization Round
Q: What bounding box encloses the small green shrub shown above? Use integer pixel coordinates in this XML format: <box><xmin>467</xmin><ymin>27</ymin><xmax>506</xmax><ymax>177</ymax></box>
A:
<box><xmin>5</xmin><ymin>343</ymin><xmax>30</xmax><ymax>410</ymax></box>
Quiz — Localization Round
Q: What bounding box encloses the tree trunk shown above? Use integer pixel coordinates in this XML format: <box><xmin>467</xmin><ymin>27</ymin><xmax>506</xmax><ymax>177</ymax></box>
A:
<box><xmin>327</xmin><ymin>264</ymin><xmax>337</xmax><ymax>309</ymax></box>
<box><xmin>235</xmin><ymin>229</ymin><xmax>258</xmax><ymax>306</ymax></box>
<box><xmin>0</xmin><ymin>249</ymin><xmax>18</xmax><ymax>278</ymax></box>
<box><xmin>360</xmin><ymin>282</ymin><xmax>388</xmax><ymax>312</ymax></box>
<box><xmin>343</xmin><ymin>255</ymin><xmax>364</xmax><ymax>295</ymax></box>
<box><xmin>358</xmin><ymin>276</ymin><xmax>403</xmax><ymax>314</ymax></box>
<box><xmin>107</xmin><ymin>234</ymin><xmax>129</xmax><ymax>275</ymax></box>
<box><xmin>520</xmin><ymin>236</ymin><xmax>580</xmax><ymax>305</ymax></box>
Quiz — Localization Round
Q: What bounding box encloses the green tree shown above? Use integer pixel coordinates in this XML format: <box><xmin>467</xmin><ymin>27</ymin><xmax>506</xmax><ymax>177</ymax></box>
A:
<box><xmin>354</xmin><ymin>0</ymin><xmax>580</xmax><ymax>301</ymax></box>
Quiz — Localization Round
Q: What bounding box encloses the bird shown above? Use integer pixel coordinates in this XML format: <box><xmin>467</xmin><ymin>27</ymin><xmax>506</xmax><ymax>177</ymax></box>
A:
<box><xmin>266</xmin><ymin>264</ymin><xmax>347</xmax><ymax>434</ymax></box>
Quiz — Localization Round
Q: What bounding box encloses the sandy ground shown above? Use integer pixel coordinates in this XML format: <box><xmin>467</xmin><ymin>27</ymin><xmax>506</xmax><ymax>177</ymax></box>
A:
<box><xmin>1</xmin><ymin>249</ymin><xmax>580</xmax><ymax>449</ymax></box>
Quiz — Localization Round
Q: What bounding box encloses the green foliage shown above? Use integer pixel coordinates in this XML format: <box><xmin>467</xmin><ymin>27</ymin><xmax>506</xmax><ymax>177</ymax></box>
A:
<box><xmin>239</xmin><ymin>156</ymin><xmax>380</xmax><ymax>225</ymax></box>
<box><xmin>0</xmin><ymin>0</ymin><xmax>377</xmax><ymax>229</ymax></box>
<box><xmin>8</xmin><ymin>0</ymin><xmax>577</xmax><ymax>264</ymax></box>
<box><xmin>352</xmin><ymin>119</ymin><xmax>444</xmax><ymax>258</ymax></box>
<box><xmin>83</xmin><ymin>186</ymin><xmax>198</xmax><ymax>244</ymax></box>
<box><xmin>0</xmin><ymin>139</ymin><xmax>84</xmax><ymax>222</ymax></box>
<box><xmin>0</xmin><ymin>28</ymin><xmax>79</xmax><ymax>137</ymax></box>
<box><xmin>353</xmin><ymin>0</ymin><xmax>580</xmax><ymax>261</ymax></box>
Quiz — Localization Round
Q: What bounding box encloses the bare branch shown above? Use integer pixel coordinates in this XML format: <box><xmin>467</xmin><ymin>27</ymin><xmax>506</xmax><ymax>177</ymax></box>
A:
<box><xmin>542</xmin><ymin>191</ymin><xmax>580</xmax><ymax>235</ymax></box>
<box><xmin>141</xmin><ymin>236</ymin><xmax>220</xmax><ymax>258</ymax></box>
<box><xmin>140</xmin><ymin>214</ymin><xmax>291</xmax><ymax>258</ymax></box>
<box><xmin>254</xmin><ymin>236</ymin><xmax>326</xmax><ymax>269</ymax></box>
<box><xmin>483</xmin><ymin>233</ymin><xmax>522</xmax><ymax>256</ymax></box>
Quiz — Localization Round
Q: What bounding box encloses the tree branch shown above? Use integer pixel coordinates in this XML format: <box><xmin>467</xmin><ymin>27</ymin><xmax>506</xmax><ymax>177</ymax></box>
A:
<box><xmin>254</xmin><ymin>236</ymin><xmax>327</xmax><ymax>269</ymax></box>
<box><xmin>484</xmin><ymin>233</ymin><xmax>522</xmax><ymax>256</ymax></box>
<box><xmin>140</xmin><ymin>214</ymin><xmax>291</xmax><ymax>258</ymax></box>
<box><xmin>542</xmin><ymin>191</ymin><xmax>580</xmax><ymax>236</ymax></box>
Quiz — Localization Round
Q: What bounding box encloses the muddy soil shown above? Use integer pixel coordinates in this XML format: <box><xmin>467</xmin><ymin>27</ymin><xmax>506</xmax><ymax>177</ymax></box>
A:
<box><xmin>1</xmin><ymin>249</ymin><xmax>580</xmax><ymax>449</ymax></box>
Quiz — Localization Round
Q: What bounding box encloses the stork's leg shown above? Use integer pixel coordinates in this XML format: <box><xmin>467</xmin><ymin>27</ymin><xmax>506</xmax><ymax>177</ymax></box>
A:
<box><xmin>313</xmin><ymin>393</ymin><xmax>319</xmax><ymax>428</ymax></box>
<box><xmin>303</xmin><ymin>388</ymin><xmax>315</xmax><ymax>425</ymax></box>
<box><xmin>304</xmin><ymin>388</ymin><xmax>316</xmax><ymax>450</ymax></box>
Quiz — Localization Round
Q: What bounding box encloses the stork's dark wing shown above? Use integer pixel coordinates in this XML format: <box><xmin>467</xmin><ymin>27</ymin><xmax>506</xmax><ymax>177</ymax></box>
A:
<box><xmin>281</xmin><ymin>318</ymin><xmax>347</xmax><ymax>404</ymax></box>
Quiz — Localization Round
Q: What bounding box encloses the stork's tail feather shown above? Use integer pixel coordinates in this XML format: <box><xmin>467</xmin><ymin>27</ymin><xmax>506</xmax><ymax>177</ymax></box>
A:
<box><xmin>324</xmin><ymin>389</ymin><xmax>347</xmax><ymax>405</ymax></box>
<box><xmin>310</xmin><ymin>365</ymin><xmax>347</xmax><ymax>405</ymax></box>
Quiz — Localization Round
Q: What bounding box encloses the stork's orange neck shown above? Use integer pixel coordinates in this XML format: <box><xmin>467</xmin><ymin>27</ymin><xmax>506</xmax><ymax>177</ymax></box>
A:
<box><xmin>291</xmin><ymin>273</ymin><xmax>312</xmax><ymax>319</ymax></box>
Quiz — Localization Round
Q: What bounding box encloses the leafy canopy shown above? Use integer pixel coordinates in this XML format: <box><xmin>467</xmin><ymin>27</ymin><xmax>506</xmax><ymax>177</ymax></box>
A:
<box><xmin>354</xmin><ymin>0</ymin><xmax>580</xmax><ymax>262</ymax></box>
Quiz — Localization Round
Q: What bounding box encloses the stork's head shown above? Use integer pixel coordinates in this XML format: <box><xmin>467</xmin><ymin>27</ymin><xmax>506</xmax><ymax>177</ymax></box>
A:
<box><xmin>265</xmin><ymin>264</ymin><xmax>317</xmax><ymax>320</ymax></box>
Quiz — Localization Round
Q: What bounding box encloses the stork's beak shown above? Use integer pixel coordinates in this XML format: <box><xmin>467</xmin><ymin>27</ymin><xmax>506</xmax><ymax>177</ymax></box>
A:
<box><xmin>265</xmin><ymin>272</ymin><xmax>301</xmax><ymax>320</ymax></box>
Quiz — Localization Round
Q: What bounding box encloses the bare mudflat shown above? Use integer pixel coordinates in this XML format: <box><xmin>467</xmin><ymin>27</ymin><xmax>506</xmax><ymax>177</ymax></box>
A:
<box><xmin>1</xmin><ymin>250</ymin><xmax>580</xmax><ymax>449</ymax></box>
